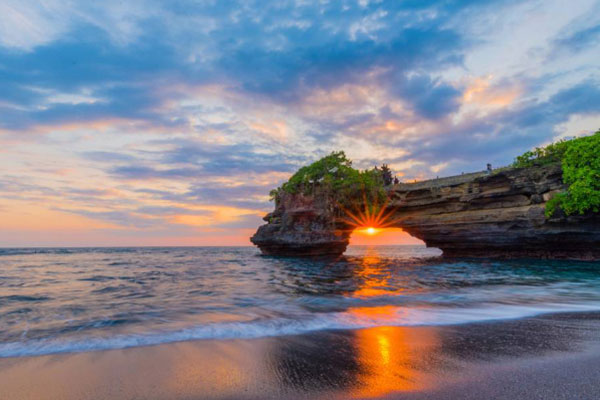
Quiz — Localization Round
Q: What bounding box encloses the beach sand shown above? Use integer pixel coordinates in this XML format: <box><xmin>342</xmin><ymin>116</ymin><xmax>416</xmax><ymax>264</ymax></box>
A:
<box><xmin>1</xmin><ymin>312</ymin><xmax>599</xmax><ymax>399</ymax></box>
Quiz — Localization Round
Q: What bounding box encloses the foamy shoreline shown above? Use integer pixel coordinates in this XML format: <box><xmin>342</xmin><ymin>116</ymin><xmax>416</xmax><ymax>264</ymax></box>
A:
<box><xmin>1</xmin><ymin>311</ymin><xmax>599</xmax><ymax>399</ymax></box>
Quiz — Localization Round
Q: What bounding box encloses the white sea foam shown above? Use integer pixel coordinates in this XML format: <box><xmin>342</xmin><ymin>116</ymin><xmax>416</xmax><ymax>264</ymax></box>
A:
<box><xmin>2</xmin><ymin>302</ymin><xmax>599</xmax><ymax>358</ymax></box>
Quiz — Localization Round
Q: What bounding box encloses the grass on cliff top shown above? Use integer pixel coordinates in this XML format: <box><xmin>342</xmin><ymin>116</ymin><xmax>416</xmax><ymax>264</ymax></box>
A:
<box><xmin>513</xmin><ymin>130</ymin><xmax>600</xmax><ymax>217</ymax></box>
<box><xmin>269</xmin><ymin>151</ymin><xmax>385</xmax><ymax>207</ymax></box>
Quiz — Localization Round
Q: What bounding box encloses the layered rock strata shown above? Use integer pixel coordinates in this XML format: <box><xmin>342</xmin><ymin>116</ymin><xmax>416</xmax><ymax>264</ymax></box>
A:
<box><xmin>251</xmin><ymin>164</ymin><xmax>600</xmax><ymax>260</ymax></box>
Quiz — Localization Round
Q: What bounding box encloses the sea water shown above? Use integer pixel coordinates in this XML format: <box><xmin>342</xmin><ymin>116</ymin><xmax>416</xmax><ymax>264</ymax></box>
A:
<box><xmin>1</xmin><ymin>245</ymin><xmax>599</xmax><ymax>357</ymax></box>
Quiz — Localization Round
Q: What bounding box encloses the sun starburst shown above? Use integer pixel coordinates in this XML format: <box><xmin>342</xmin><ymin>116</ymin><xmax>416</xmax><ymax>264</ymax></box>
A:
<box><xmin>336</xmin><ymin>192</ymin><xmax>401</xmax><ymax>233</ymax></box>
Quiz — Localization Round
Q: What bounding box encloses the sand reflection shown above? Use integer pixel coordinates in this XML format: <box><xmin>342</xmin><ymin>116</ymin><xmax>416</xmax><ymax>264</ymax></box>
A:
<box><xmin>352</xmin><ymin>325</ymin><xmax>439</xmax><ymax>397</ymax></box>
<box><xmin>349</xmin><ymin>247</ymin><xmax>440</xmax><ymax>397</ymax></box>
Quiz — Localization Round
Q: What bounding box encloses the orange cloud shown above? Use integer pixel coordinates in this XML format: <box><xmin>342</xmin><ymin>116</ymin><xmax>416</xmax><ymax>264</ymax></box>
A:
<box><xmin>248</xmin><ymin>120</ymin><xmax>288</xmax><ymax>141</ymax></box>
<box><xmin>462</xmin><ymin>75</ymin><xmax>521</xmax><ymax>108</ymax></box>
<box><xmin>0</xmin><ymin>203</ymin><xmax>117</xmax><ymax>231</ymax></box>
<box><xmin>171</xmin><ymin>205</ymin><xmax>262</xmax><ymax>228</ymax></box>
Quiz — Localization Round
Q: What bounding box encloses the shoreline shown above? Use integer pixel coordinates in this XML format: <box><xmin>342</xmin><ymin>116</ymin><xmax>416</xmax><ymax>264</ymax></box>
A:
<box><xmin>2</xmin><ymin>305</ymin><xmax>600</xmax><ymax>358</ymax></box>
<box><xmin>1</xmin><ymin>311</ymin><xmax>600</xmax><ymax>399</ymax></box>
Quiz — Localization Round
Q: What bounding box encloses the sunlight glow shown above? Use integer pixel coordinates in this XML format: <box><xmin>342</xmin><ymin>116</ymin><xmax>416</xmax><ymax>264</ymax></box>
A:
<box><xmin>341</xmin><ymin>193</ymin><xmax>425</xmax><ymax>245</ymax></box>
<box><xmin>338</xmin><ymin>194</ymin><xmax>400</xmax><ymax>232</ymax></box>
<box><xmin>349</xmin><ymin>248</ymin><xmax>439</xmax><ymax>397</ymax></box>
<box><xmin>349</xmin><ymin>227</ymin><xmax>425</xmax><ymax>246</ymax></box>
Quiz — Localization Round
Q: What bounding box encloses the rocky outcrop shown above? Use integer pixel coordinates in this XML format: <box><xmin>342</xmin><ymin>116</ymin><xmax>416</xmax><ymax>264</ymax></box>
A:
<box><xmin>251</xmin><ymin>189</ymin><xmax>351</xmax><ymax>256</ymax></box>
<box><xmin>251</xmin><ymin>163</ymin><xmax>600</xmax><ymax>260</ymax></box>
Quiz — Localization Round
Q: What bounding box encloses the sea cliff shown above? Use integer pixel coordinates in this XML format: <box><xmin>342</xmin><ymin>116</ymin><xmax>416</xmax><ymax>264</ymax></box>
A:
<box><xmin>251</xmin><ymin>163</ymin><xmax>600</xmax><ymax>260</ymax></box>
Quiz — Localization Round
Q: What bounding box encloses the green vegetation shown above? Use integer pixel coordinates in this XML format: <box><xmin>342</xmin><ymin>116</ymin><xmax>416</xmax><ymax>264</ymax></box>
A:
<box><xmin>512</xmin><ymin>139</ymin><xmax>570</xmax><ymax>168</ymax></box>
<box><xmin>269</xmin><ymin>151</ymin><xmax>386</xmax><ymax>207</ymax></box>
<box><xmin>513</xmin><ymin>130</ymin><xmax>600</xmax><ymax>217</ymax></box>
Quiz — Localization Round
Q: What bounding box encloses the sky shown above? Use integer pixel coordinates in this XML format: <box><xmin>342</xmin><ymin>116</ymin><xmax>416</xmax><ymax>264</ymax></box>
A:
<box><xmin>1</xmin><ymin>0</ymin><xmax>599</xmax><ymax>247</ymax></box>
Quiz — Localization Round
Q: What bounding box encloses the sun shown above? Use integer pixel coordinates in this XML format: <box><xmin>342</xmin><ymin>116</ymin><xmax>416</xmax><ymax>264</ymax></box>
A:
<box><xmin>366</xmin><ymin>227</ymin><xmax>377</xmax><ymax>235</ymax></box>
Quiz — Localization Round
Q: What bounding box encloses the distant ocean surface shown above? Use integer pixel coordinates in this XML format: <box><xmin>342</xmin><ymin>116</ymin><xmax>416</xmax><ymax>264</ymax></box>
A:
<box><xmin>1</xmin><ymin>246</ymin><xmax>599</xmax><ymax>358</ymax></box>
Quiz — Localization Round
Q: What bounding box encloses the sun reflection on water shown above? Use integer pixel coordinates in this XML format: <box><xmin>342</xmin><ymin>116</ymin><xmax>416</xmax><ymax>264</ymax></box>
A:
<box><xmin>348</xmin><ymin>247</ymin><xmax>440</xmax><ymax>397</ymax></box>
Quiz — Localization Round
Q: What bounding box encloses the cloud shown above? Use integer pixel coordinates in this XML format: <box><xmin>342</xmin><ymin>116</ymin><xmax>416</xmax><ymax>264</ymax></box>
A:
<box><xmin>107</xmin><ymin>140</ymin><xmax>303</xmax><ymax>181</ymax></box>
<box><xmin>554</xmin><ymin>24</ymin><xmax>600</xmax><ymax>53</ymax></box>
<box><xmin>0</xmin><ymin>0</ymin><xmax>163</xmax><ymax>51</ymax></box>
<box><xmin>2</xmin><ymin>0</ymin><xmax>600</xmax><ymax>245</ymax></box>
<box><xmin>390</xmin><ymin>74</ymin><xmax>462</xmax><ymax>119</ymax></box>
<box><xmin>384</xmin><ymin>80</ymin><xmax>600</xmax><ymax>174</ymax></box>
<box><xmin>83</xmin><ymin>151</ymin><xmax>137</xmax><ymax>162</ymax></box>
<box><xmin>110</xmin><ymin>165</ymin><xmax>199</xmax><ymax>180</ymax></box>
<box><xmin>183</xmin><ymin>183</ymin><xmax>275</xmax><ymax>210</ymax></box>
<box><xmin>551</xmin><ymin>3</ymin><xmax>600</xmax><ymax>56</ymax></box>
<box><xmin>0</xmin><ymin>0</ymin><xmax>481</xmax><ymax>133</ymax></box>
<box><xmin>0</xmin><ymin>1</ymin><xmax>70</xmax><ymax>50</ymax></box>
<box><xmin>54</xmin><ymin>208</ymin><xmax>156</xmax><ymax>228</ymax></box>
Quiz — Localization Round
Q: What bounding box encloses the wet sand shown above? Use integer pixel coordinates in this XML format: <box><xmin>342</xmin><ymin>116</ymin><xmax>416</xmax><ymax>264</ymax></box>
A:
<box><xmin>1</xmin><ymin>312</ymin><xmax>600</xmax><ymax>399</ymax></box>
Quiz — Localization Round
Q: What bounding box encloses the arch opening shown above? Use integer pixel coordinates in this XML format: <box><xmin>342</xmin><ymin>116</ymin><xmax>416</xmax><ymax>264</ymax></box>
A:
<box><xmin>348</xmin><ymin>227</ymin><xmax>425</xmax><ymax>246</ymax></box>
<box><xmin>335</xmin><ymin>192</ymin><xmax>426</xmax><ymax>248</ymax></box>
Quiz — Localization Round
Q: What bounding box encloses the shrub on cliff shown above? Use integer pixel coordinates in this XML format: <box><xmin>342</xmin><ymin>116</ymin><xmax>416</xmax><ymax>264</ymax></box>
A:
<box><xmin>269</xmin><ymin>151</ymin><xmax>385</xmax><ymax>207</ymax></box>
<box><xmin>512</xmin><ymin>139</ymin><xmax>570</xmax><ymax>168</ymax></box>
<box><xmin>546</xmin><ymin>130</ymin><xmax>600</xmax><ymax>217</ymax></box>
<box><xmin>514</xmin><ymin>130</ymin><xmax>600</xmax><ymax>217</ymax></box>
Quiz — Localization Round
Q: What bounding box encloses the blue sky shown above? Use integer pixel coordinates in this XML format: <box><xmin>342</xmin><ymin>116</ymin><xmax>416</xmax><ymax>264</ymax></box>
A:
<box><xmin>1</xmin><ymin>0</ymin><xmax>599</xmax><ymax>246</ymax></box>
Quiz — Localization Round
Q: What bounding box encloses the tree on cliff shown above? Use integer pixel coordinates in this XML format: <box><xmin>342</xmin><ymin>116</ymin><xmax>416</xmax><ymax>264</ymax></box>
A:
<box><xmin>269</xmin><ymin>151</ymin><xmax>385</xmax><ymax>207</ymax></box>
<box><xmin>381</xmin><ymin>164</ymin><xmax>393</xmax><ymax>186</ymax></box>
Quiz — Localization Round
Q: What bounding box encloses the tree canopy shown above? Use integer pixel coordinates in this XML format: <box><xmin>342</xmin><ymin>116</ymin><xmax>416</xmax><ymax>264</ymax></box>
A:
<box><xmin>269</xmin><ymin>151</ymin><xmax>386</xmax><ymax>207</ymax></box>
<box><xmin>513</xmin><ymin>130</ymin><xmax>600</xmax><ymax>217</ymax></box>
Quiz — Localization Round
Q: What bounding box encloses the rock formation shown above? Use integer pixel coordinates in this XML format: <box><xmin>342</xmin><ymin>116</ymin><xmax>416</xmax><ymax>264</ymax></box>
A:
<box><xmin>251</xmin><ymin>163</ymin><xmax>600</xmax><ymax>260</ymax></box>
<box><xmin>251</xmin><ymin>188</ymin><xmax>351</xmax><ymax>256</ymax></box>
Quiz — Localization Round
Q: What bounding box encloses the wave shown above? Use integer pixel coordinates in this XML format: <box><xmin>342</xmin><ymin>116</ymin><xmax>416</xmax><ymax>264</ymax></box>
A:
<box><xmin>0</xmin><ymin>295</ymin><xmax>51</xmax><ymax>304</ymax></box>
<box><xmin>0</xmin><ymin>247</ymin><xmax>141</xmax><ymax>256</ymax></box>
<box><xmin>0</xmin><ymin>248</ymin><xmax>77</xmax><ymax>256</ymax></box>
<box><xmin>1</xmin><ymin>302</ymin><xmax>599</xmax><ymax>358</ymax></box>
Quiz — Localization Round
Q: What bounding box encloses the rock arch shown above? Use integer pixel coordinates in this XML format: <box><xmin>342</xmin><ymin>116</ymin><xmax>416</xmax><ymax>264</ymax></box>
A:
<box><xmin>251</xmin><ymin>164</ymin><xmax>600</xmax><ymax>260</ymax></box>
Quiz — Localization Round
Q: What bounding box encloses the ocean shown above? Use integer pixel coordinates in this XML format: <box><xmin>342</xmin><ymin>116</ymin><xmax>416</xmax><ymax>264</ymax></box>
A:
<box><xmin>1</xmin><ymin>245</ymin><xmax>599</xmax><ymax>358</ymax></box>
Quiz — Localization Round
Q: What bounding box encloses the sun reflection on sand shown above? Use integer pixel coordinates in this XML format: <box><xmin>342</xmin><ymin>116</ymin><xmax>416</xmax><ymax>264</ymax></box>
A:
<box><xmin>348</xmin><ymin>247</ymin><xmax>440</xmax><ymax>397</ymax></box>
<box><xmin>352</xmin><ymin>325</ymin><xmax>439</xmax><ymax>397</ymax></box>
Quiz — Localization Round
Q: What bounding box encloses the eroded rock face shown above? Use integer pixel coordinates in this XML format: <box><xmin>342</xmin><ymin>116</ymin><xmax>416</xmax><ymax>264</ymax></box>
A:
<box><xmin>251</xmin><ymin>164</ymin><xmax>600</xmax><ymax>260</ymax></box>
<box><xmin>251</xmin><ymin>189</ymin><xmax>352</xmax><ymax>256</ymax></box>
